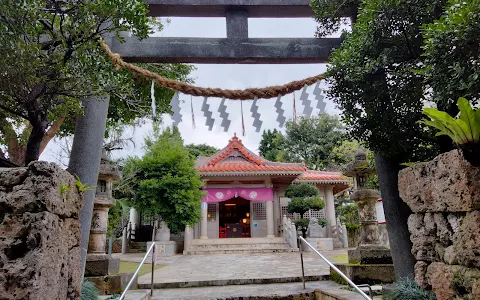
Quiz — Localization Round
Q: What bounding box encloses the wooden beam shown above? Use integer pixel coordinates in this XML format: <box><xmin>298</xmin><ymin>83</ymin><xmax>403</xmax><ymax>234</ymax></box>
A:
<box><xmin>110</xmin><ymin>37</ymin><xmax>342</xmax><ymax>64</ymax></box>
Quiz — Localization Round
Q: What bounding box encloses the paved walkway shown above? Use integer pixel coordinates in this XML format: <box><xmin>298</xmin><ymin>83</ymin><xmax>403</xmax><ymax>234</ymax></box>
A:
<box><xmin>114</xmin><ymin>249</ymin><xmax>348</xmax><ymax>285</ymax></box>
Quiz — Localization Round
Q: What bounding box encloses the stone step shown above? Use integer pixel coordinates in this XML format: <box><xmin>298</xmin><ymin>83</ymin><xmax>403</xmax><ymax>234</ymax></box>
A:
<box><xmin>99</xmin><ymin>289</ymin><xmax>150</xmax><ymax>300</ymax></box>
<box><xmin>185</xmin><ymin>248</ymin><xmax>298</xmax><ymax>255</ymax></box>
<box><xmin>139</xmin><ymin>275</ymin><xmax>329</xmax><ymax>289</ymax></box>
<box><xmin>188</xmin><ymin>242</ymin><xmax>291</xmax><ymax>249</ymax></box>
<box><xmin>190</xmin><ymin>237</ymin><xmax>285</xmax><ymax>245</ymax></box>
<box><xmin>139</xmin><ymin>281</ymin><xmax>366</xmax><ymax>300</ymax></box>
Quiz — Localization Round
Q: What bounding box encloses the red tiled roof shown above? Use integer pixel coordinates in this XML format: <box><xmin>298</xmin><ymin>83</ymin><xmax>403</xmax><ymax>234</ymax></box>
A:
<box><xmin>196</xmin><ymin>134</ymin><xmax>305</xmax><ymax>175</ymax></box>
<box><xmin>196</xmin><ymin>135</ymin><xmax>351</xmax><ymax>187</ymax></box>
<box><xmin>294</xmin><ymin>170</ymin><xmax>349</xmax><ymax>183</ymax></box>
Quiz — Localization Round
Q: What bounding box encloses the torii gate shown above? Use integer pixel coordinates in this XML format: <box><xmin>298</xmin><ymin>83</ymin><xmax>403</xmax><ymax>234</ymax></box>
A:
<box><xmin>110</xmin><ymin>0</ymin><xmax>343</xmax><ymax>64</ymax></box>
<box><xmin>70</xmin><ymin>0</ymin><xmax>351</xmax><ymax>277</ymax></box>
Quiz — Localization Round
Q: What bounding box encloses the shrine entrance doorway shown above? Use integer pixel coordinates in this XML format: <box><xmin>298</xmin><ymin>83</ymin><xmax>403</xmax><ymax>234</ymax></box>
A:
<box><xmin>219</xmin><ymin>198</ymin><xmax>251</xmax><ymax>238</ymax></box>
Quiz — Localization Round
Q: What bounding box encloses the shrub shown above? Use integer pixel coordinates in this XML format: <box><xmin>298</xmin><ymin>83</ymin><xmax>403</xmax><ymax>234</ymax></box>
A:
<box><xmin>384</xmin><ymin>277</ymin><xmax>436</xmax><ymax>300</ymax></box>
<box><xmin>81</xmin><ymin>280</ymin><xmax>99</xmax><ymax>300</ymax></box>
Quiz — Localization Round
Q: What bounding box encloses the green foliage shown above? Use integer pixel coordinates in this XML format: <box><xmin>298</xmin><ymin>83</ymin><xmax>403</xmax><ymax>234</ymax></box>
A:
<box><xmin>60</xmin><ymin>184</ymin><xmax>70</xmax><ymax>197</ymax></box>
<box><xmin>317</xmin><ymin>0</ymin><xmax>445</xmax><ymax>163</ymax></box>
<box><xmin>185</xmin><ymin>144</ymin><xmax>219</xmax><ymax>158</ymax></box>
<box><xmin>421</xmin><ymin>97</ymin><xmax>480</xmax><ymax>165</ymax></box>
<box><xmin>287</xmin><ymin>197</ymin><xmax>325</xmax><ymax>217</ymax></box>
<box><xmin>107</xmin><ymin>199</ymin><xmax>130</xmax><ymax>238</ymax></box>
<box><xmin>421</xmin><ymin>98</ymin><xmax>480</xmax><ymax>145</ymax></box>
<box><xmin>318</xmin><ymin>218</ymin><xmax>328</xmax><ymax>228</ymax></box>
<box><xmin>286</xmin><ymin>184</ymin><xmax>324</xmax><ymax>237</ymax></box>
<box><xmin>258</xmin><ymin>129</ymin><xmax>286</xmax><ymax>162</ymax></box>
<box><xmin>311</xmin><ymin>0</ymin><xmax>360</xmax><ymax>37</ymax></box>
<box><xmin>285</xmin><ymin>184</ymin><xmax>319</xmax><ymax>199</ymax></box>
<box><xmin>422</xmin><ymin>0</ymin><xmax>480</xmax><ymax>113</ymax></box>
<box><xmin>128</xmin><ymin>127</ymin><xmax>203</xmax><ymax>233</ymax></box>
<box><xmin>81</xmin><ymin>280</ymin><xmax>99</xmax><ymax>300</ymax></box>
<box><xmin>293</xmin><ymin>218</ymin><xmax>310</xmax><ymax>230</ymax></box>
<box><xmin>75</xmin><ymin>175</ymin><xmax>92</xmax><ymax>193</ymax></box>
<box><xmin>0</xmin><ymin>0</ymin><xmax>194</xmax><ymax>164</ymax></box>
<box><xmin>337</xmin><ymin>204</ymin><xmax>360</xmax><ymax>229</ymax></box>
<box><xmin>284</xmin><ymin>114</ymin><xmax>345</xmax><ymax>170</ymax></box>
<box><xmin>383</xmin><ymin>277</ymin><xmax>436</xmax><ymax>300</ymax></box>
<box><xmin>257</xmin><ymin>114</ymin><xmax>347</xmax><ymax>170</ymax></box>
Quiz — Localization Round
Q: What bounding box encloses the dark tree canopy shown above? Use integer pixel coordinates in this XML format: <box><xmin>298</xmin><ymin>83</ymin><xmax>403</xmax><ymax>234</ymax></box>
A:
<box><xmin>0</xmin><ymin>0</ymin><xmax>195</xmax><ymax>165</ymax></box>
<box><xmin>325</xmin><ymin>0</ymin><xmax>445</xmax><ymax>163</ymax></box>
<box><xmin>422</xmin><ymin>0</ymin><xmax>480</xmax><ymax>114</ymax></box>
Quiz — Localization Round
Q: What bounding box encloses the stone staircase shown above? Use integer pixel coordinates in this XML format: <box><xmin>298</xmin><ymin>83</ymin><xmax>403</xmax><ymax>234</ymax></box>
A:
<box><xmin>128</xmin><ymin>241</ymin><xmax>147</xmax><ymax>253</ymax></box>
<box><xmin>184</xmin><ymin>237</ymin><xmax>297</xmax><ymax>255</ymax></box>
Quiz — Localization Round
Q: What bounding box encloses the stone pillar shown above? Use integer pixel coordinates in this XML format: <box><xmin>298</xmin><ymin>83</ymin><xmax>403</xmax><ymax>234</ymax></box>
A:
<box><xmin>85</xmin><ymin>151</ymin><xmax>121</xmax><ymax>277</ymax></box>
<box><xmin>184</xmin><ymin>225</ymin><xmax>193</xmax><ymax>252</ymax></box>
<box><xmin>121</xmin><ymin>226</ymin><xmax>128</xmax><ymax>254</ymax></box>
<box><xmin>325</xmin><ymin>185</ymin><xmax>337</xmax><ymax>237</ymax></box>
<box><xmin>266</xmin><ymin>200</ymin><xmax>275</xmax><ymax>238</ymax></box>
<box><xmin>353</xmin><ymin>189</ymin><xmax>382</xmax><ymax>248</ymax></box>
<box><xmin>67</xmin><ymin>95</ymin><xmax>110</xmax><ymax>279</ymax></box>
<box><xmin>200</xmin><ymin>202</ymin><xmax>208</xmax><ymax>239</ymax></box>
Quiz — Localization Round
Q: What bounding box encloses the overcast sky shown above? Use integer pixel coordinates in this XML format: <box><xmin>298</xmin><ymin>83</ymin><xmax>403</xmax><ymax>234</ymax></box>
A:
<box><xmin>41</xmin><ymin>17</ymin><xmax>343</xmax><ymax>164</ymax></box>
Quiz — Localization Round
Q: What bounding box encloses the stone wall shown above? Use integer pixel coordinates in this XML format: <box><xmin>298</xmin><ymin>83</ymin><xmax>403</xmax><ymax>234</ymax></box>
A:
<box><xmin>399</xmin><ymin>150</ymin><xmax>480</xmax><ymax>300</ymax></box>
<box><xmin>0</xmin><ymin>162</ymin><xmax>83</xmax><ymax>300</ymax></box>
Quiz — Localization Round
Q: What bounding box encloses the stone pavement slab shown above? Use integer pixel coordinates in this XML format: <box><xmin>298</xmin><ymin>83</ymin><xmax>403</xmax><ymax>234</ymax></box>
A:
<box><xmin>112</xmin><ymin>250</ymin><xmax>348</xmax><ymax>286</ymax></box>
<box><xmin>148</xmin><ymin>281</ymin><xmax>343</xmax><ymax>300</ymax></box>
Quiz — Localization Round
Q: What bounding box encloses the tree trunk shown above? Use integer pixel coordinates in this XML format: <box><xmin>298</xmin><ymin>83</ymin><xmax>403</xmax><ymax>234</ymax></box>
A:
<box><xmin>375</xmin><ymin>153</ymin><xmax>415</xmax><ymax>279</ymax></box>
<box><xmin>24</xmin><ymin>123</ymin><xmax>47</xmax><ymax>165</ymax></box>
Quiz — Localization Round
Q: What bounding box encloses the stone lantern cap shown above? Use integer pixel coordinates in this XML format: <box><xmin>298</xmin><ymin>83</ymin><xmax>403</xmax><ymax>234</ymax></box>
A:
<box><xmin>98</xmin><ymin>150</ymin><xmax>121</xmax><ymax>181</ymax></box>
<box><xmin>342</xmin><ymin>148</ymin><xmax>375</xmax><ymax>177</ymax></box>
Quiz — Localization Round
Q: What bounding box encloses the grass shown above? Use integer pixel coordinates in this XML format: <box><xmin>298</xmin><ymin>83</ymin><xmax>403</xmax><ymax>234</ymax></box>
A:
<box><xmin>119</xmin><ymin>261</ymin><xmax>164</xmax><ymax>277</ymax></box>
<box><xmin>329</xmin><ymin>253</ymin><xmax>349</xmax><ymax>263</ymax></box>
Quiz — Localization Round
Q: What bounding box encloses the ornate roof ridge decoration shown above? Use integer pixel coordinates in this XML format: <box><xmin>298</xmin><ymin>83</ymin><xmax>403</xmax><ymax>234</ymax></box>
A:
<box><xmin>207</xmin><ymin>133</ymin><xmax>268</xmax><ymax>166</ymax></box>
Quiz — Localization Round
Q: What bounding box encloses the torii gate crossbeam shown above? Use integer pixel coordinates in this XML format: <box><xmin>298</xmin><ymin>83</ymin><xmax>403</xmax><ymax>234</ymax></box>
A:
<box><xmin>109</xmin><ymin>0</ymin><xmax>343</xmax><ymax>64</ymax></box>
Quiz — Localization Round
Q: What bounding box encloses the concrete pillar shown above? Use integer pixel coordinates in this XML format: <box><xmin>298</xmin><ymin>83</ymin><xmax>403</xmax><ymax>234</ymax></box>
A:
<box><xmin>67</xmin><ymin>95</ymin><xmax>109</xmax><ymax>279</ymax></box>
<box><xmin>226</xmin><ymin>9</ymin><xmax>248</xmax><ymax>39</ymax></box>
<box><xmin>266</xmin><ymin>200</ymin><xmax>275</xmax><ymax>238</ymax></box>
<box><xmin>325</xmin><ymin>185</ymin><xmax>337</xmax><ymax>237</ymax></box>
<box><xmin>184</xmin><ymin>225</ymin><xmax>193</xmax><ymax>251</ymax></box>
<box><xmin>121</xmin><ymin>226</ymin><xmax>128</xmax><ymax>254</ymax></box>
<box><xmin>200</xmin><ymin>202</ymin><xmax>208</xmax><ymax>239</ymax></box>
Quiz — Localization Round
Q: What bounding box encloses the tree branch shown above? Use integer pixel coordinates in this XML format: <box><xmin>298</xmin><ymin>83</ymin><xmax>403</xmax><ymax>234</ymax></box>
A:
<box><xmin>0</xmin><ymin>118</ymin><xmax>23</xmax><ymax>165</ymax></box>
<box><xmin>39</xmin><ymin>115</ymin><xmax>66</xmax><ymax>155</ymax></box>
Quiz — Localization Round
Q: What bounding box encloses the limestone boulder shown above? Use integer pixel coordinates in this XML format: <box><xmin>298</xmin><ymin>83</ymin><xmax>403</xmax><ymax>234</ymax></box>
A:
<box><xmin>2</xmin><ymin>162</ymin><xmax>81</xmax><ymax>218</ymax></box>
<box><xmin>453</xmin><ymin>211</ymin><xmax>480</xmax><ymax>268</ymax></box>
<box><xmin>0</xmin><ymin>162</ymin><xmax>83</xmax><ymax>300</ymax></box>
<box><xmin>427</xmin><ymin>262</ymin><xmax>480</xmax><ymax>300</ymax></box>
<box><xmin>414</xmin><ymin>261</ymin><xmax>430</xmax><ymax>289</ymax></box>
<box><xmin>398</xmin><ymin>150</ymin><xmax>480</xmax><ymax>212</ymax></box>
<box><xmin>407</xmin><ymin>214</ymin><xmax>438</xmax><ymax>262</ymax></box>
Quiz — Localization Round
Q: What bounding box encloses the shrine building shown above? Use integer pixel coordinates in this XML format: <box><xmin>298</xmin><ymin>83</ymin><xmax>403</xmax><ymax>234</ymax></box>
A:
<box><xmin>193</xmin><ymin>134</ymin><xmax>349</xmax><ymax>240</ymax></box>
<box><xmin>127</xmin><ymin>134</ymin><xmax>350</xmax><ymax>252</ymax></box>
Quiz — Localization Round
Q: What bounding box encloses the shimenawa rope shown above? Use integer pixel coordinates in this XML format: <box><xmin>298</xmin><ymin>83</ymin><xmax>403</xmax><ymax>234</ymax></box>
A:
<box><xmin>99</xmin><ymin>40</ymin><xmax>326</xmax><ymax>100</ymax></box>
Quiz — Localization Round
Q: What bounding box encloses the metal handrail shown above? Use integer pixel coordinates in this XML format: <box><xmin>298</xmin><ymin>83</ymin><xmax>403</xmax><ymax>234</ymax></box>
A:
<box><xmin>357</xmin><ymin>284</ymin><xmax>373</xmax><ymax>298</ymax></box>
<box><xmin>118</xmin><ymin>222</ymin><xmax>157</xmax><ymax>300</ymax></box>
<box><xmin>298</xmin><ymin>237</ymin><xmax>372</xmax><ymax>300</ymax></box>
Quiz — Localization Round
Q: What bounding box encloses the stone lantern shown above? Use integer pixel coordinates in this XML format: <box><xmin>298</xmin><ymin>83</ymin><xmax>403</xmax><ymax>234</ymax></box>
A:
<box><xmin>332</xmin><ymin>149</ymin><xmax>394</xmax><ymax>284</ymax></box>
<box><xmin>85</xmin><ymin>150</ymin><xmax>121</xmax><ymax>278</ymax></box>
